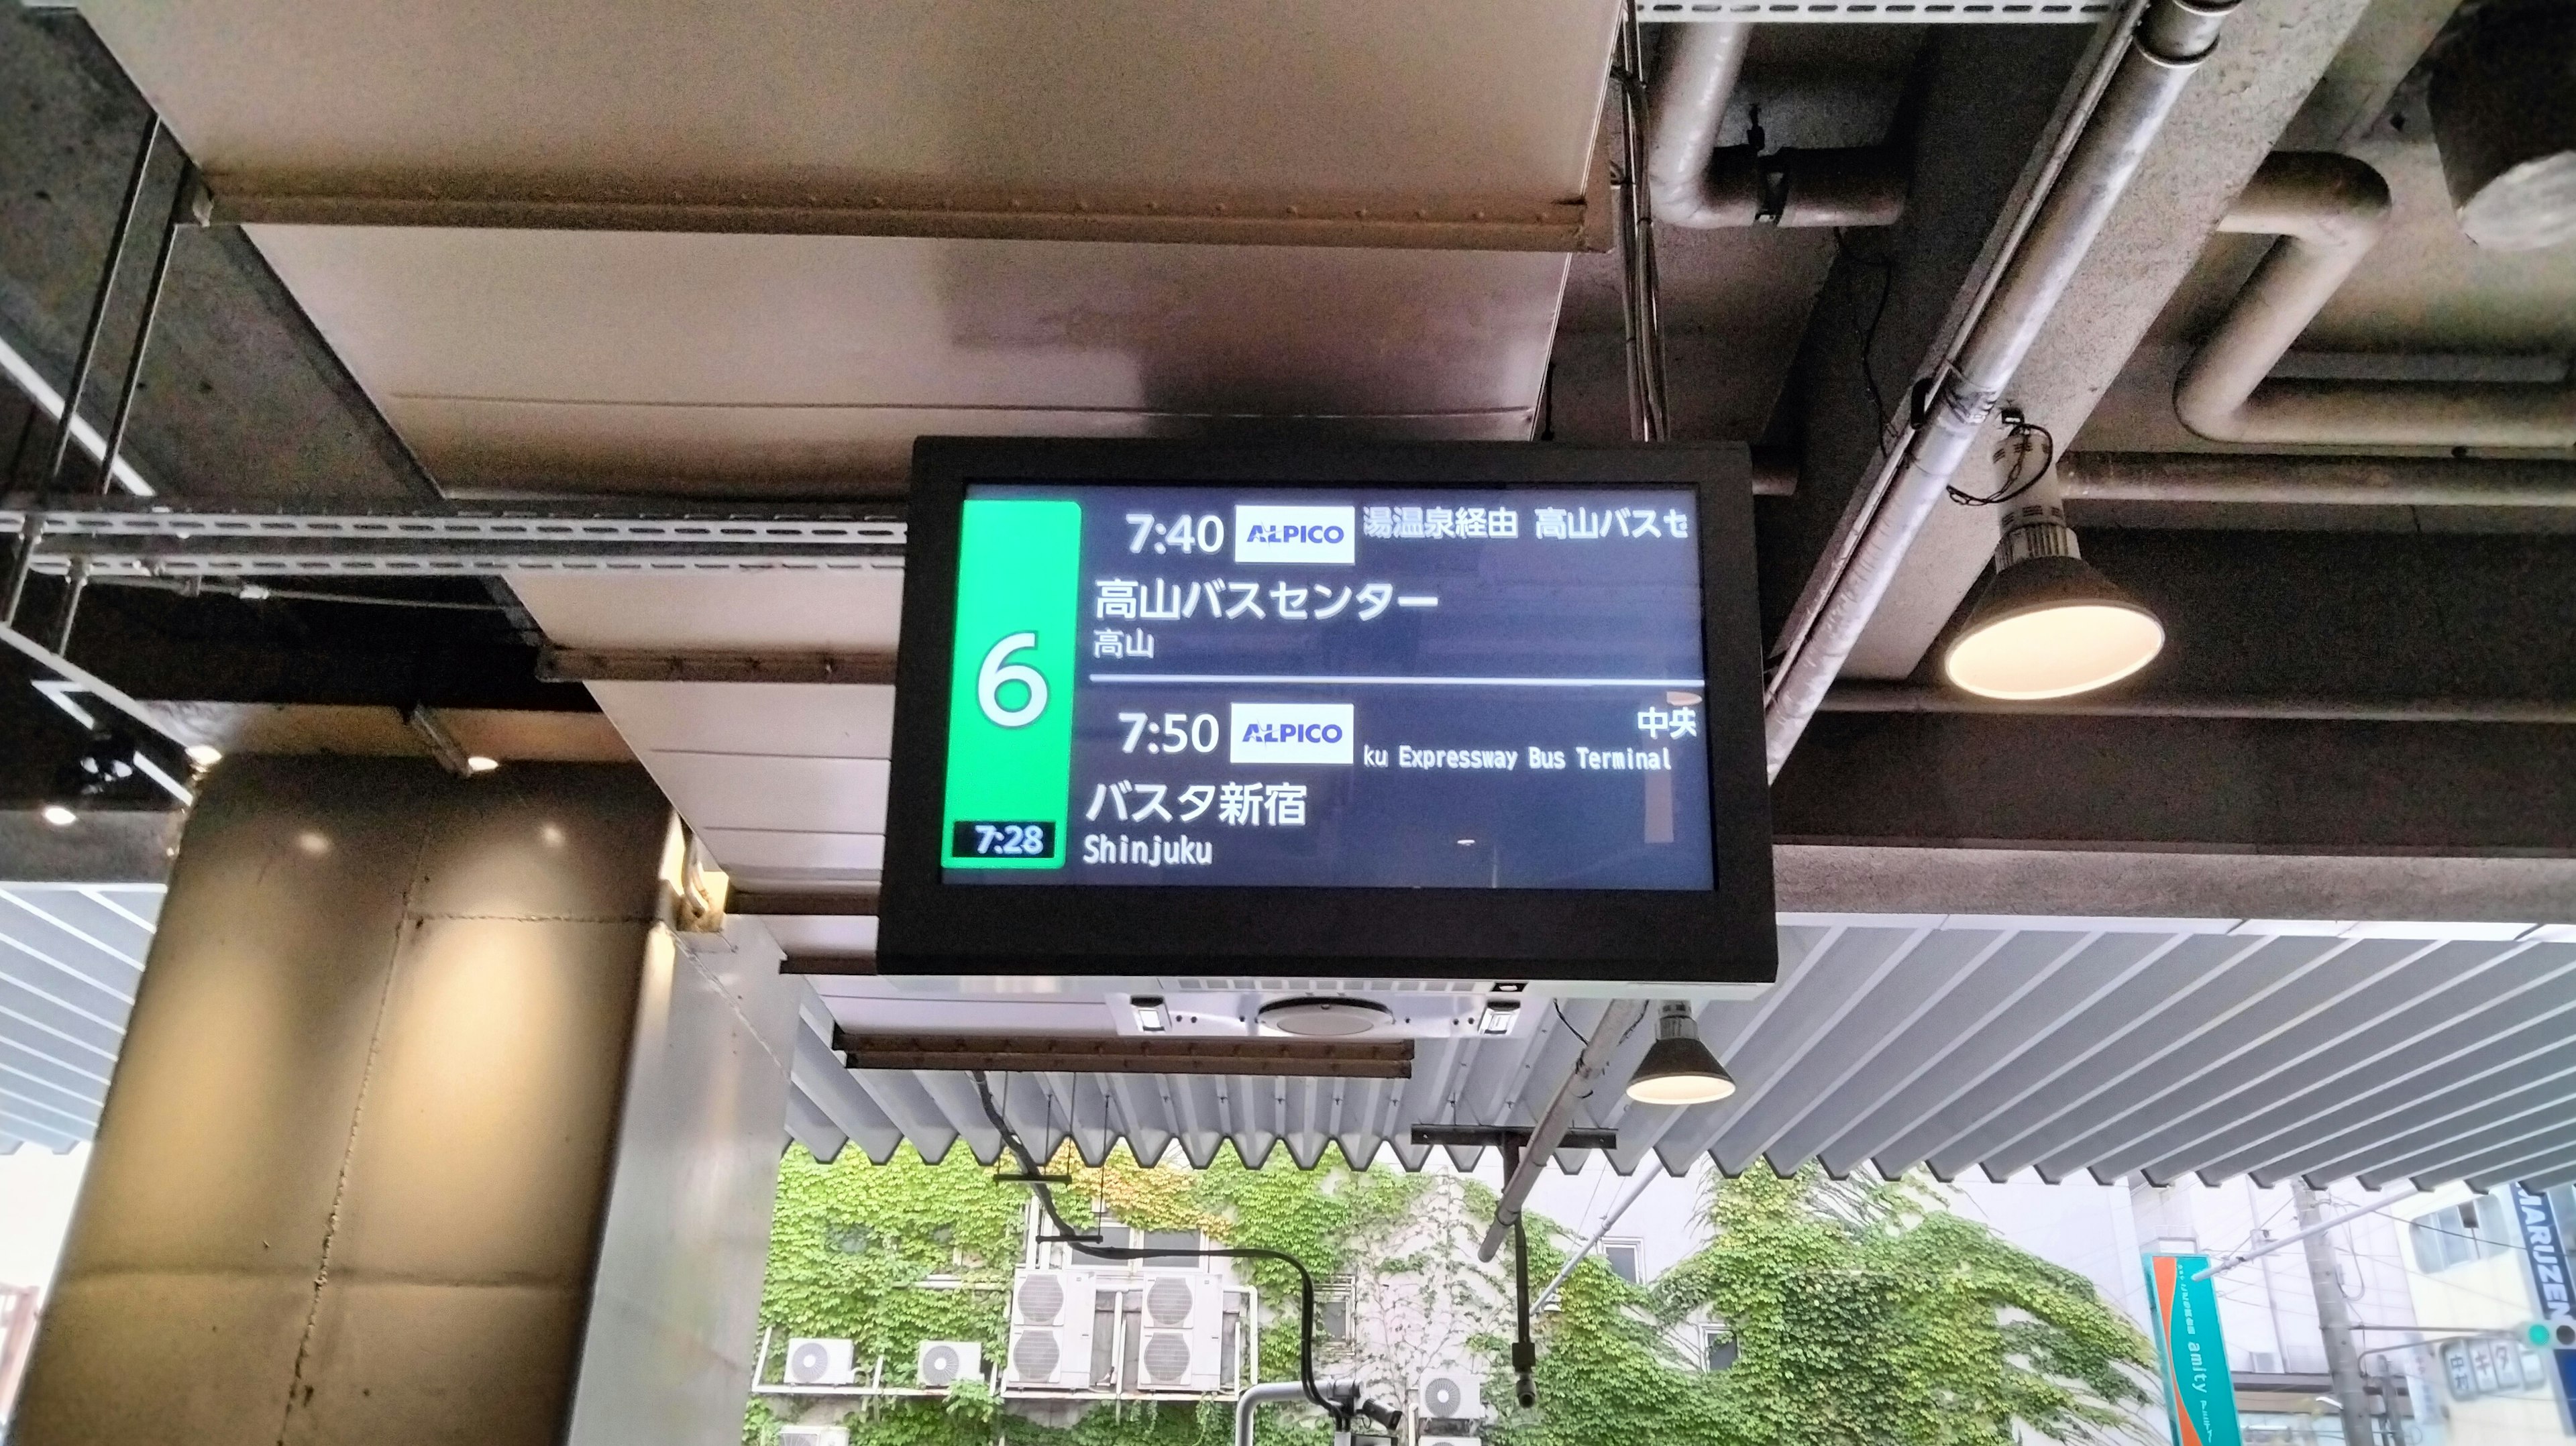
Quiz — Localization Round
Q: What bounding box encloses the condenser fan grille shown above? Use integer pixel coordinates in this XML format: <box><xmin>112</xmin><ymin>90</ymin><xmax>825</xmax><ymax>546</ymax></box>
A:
<box><xmin>1142</xmin><ymin>1333</ymin><xmax>1192</xmax><ymax>1382</ymax></box>
<box><xmin>1146</xmin><ymin>1278</ymin><xmax>1195</xmax><ymax>1325</ymax></box>
<box><xmin>1016</xmin><ymin>1274</ymin><xmax>1065</xmax><ymax>1323</ymax></box>
<box><xmin>1011</xmin><ymin>1331</ymin><xmax>1061</xmax><ymax>1381</ymax></box>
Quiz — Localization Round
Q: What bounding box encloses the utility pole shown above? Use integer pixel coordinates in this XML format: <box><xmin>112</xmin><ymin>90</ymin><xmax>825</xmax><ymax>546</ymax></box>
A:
<box><xmin>2292</xmin><ymin>1180</ymin><xmax>2377</xmax><ymax>1446</ymax></box>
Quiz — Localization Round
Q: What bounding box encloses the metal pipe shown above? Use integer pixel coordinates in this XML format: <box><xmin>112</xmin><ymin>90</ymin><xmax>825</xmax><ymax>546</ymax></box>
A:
<box><xmin>2057</xmin><ymin>451</ymin><xmax>2576</xmax><ymax>506</ymax></box>
<box><xmin>1533</xmin><ymin>1163</ymin><xmax>1664</xmax><ymax>1311</ymax></box>
<box><xmin>2178</xmin><ymin>152</ymin><xmax>2576</xmax><ymax>447</ymax></box>
<box><xmin>1616</xmin><ymin>0</ymin><xmax>1671</xmax><ymax>441</ymax></box>
<box><xmin>46</xmin><ymin>122</ymin><xmax>160</xmax><ymax>491</ymax></box>
<box><xmin>1</xmin><ymin>516</ymin><xmax>40</xmax><ymax>627</ymax></box>
<box><xmin>50</xmin><ymin>557</ymin><xmax>89</xmax><ymax>653</ymax></box>
<box><xmin>1820</xmin><ymin>683</ymin><xmax>2576</xmax><ymax>725</ymax></box>
<box><xmin>1761</xmin><ymin>0</ymin><xmax>2243</xmax><ymax>779</ymax></box>
<box><xmin>1646</xmin><ymin>23</ymin><xmax>1907</xmax><ymax>229</ymax></box>
<box><xmin>94</xmin><ymin>164</ymin><xmax>196</xmax><ymax>496</ymax></box>
<box><xmin>1476</xmin><ymin>998</ymin><xmax>1650</xmax><ymax>1262</ymax></box>
<box><xmin>1236</xmin><ymin>1377</ymin><xmax>1348</xmax><ymax>1446</ymax></box>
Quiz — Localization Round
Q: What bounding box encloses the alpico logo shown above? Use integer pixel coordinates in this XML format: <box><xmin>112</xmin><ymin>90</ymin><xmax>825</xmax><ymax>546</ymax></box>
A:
<box><xmin>1229</xmin><ymin>702</ymin><xmax>1355</xmax><ymax>765</ymax></box>
<box><xmin>1234</xmin><ymin>504</ymin><xmax>1356</xmax><ymax>565</ymax></box>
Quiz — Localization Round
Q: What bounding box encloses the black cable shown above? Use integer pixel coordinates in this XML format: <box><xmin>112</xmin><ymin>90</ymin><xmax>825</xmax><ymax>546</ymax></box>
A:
<box><xmin>1552</xmin><ymin>1000</ymin><xmax>1591</xmax><ymax>1048</ymax></box>
<box><xmin>1947</xmin><ymin>415</ymin><xmax>2055</xmax><ymax>508</ymax></box>
<box><xmin>1835</xmin><ymin>228</ymin><xmax>1897</xmax><ymax>439</ymax></box>
<box><xmin>971</xmin><ymin>1072</ymin><xmax>1342</xmax><ymax>1423</ymax></box>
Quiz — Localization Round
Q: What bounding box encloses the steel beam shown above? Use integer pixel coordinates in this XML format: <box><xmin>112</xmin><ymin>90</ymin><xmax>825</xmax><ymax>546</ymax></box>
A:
<box><xmin>835</xmin><ymin>1032</ymin><xmax>1414</xmax><ymax>1080</ymax></box>
<box><xmin>207</xmin><ymin>181</ymin><xmax>1597</xmax><ymax>253</ymax></box>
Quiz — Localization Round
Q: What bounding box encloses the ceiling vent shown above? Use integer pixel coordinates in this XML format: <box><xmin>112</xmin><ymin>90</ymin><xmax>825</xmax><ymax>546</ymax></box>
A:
<box><xmin>1259</xmin><ymin>997</ymin><xmax>1393</xmax><ymax>1037</ymax></box>
<box><xmin>2430</xmin><ymin>0</ymin><xmax>2576</xmax><ymax>252</ymax></box>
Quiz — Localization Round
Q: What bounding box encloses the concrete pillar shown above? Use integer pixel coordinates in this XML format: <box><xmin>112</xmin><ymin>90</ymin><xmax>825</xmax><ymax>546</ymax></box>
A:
<box><xmin>9</xmin><ymin>757</ymin><xmax>795</xmax><ymax>1446</ymax></box>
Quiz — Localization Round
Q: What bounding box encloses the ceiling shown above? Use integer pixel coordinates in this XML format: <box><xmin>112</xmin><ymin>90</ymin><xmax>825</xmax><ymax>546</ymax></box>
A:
<box><xmin>78</xmin><ymin>0</ymin><xmax>1621</xmax><ymax>495</ymax></box>
<box><xmin>0</xmin><ymin>881</ymin><xmax>159</xmax><ymax>1153</ymax></box>
<box><xmin>714</xmin><ymin>911</ymin><xmax>2576</xmax><ymax>1192</ymax></box>
<box><xmin>10</xmin><ymin>0</ymin><xmax>2576</xmax><ymax>1197</ymax></box>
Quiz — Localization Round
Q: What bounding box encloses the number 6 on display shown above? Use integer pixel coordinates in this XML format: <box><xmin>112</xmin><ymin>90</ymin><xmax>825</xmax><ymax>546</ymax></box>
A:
<box><xmin>976</xmin><ymin>632</ymin><xmax>1048</xmax><ymax>728</ymax></box>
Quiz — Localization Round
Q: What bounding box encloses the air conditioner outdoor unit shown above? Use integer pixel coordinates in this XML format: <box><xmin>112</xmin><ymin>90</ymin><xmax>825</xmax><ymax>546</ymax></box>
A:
<box><xmin>1004</xmin><ymin>1270</ymin><xmax>1096</xmax><ymax>1390</ymax></box>
<box><xmin>780</xmin><ymin>1428</ymin><xmax>850</xmax><ymax>1446</ymax></box>
<box><xmin>918</xmin><ymin>1339</ymin><xmax>984</xmax><ymax>1388</ymax></box>
<box><xmin>1417</xmin><ymin>1368</ymin><xmax>1486</xmax><ymax>1423</ymax></box>
<box><xmin>784</xmin><ymin>1337</ymin><xmax>857</xmax><ymax>1387</ymax></box>
<box><xmin>1134</xmin><ymin>1274</ymin><xmax>1226</xmax><ymax>1392</ymax></box>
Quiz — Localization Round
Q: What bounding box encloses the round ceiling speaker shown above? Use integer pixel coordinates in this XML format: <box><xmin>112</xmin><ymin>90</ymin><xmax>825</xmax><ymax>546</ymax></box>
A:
<box><xmin>1259</xmin><ymin>997</ymin><xmax>1393</xmax><ymax>1038</ymax></box>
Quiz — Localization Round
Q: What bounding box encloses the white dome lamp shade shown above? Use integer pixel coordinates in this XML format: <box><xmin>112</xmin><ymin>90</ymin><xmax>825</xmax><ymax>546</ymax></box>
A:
<box><xmin>1942</xmin><ymin>473</ymin><xmax>2163</xmax><ymax>701</ymax></box>
<box><xmin>1624</xmin><ymin>1003</ymin><xmax>1736</xmax><ymax>1107</ymax></box>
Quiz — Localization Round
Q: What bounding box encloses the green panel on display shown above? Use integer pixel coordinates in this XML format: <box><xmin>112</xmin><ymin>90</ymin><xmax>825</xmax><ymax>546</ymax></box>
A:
<box><xmin>940</xmin><ymin>498</ymin><xmax>1082</xmax><ymax>869</ymax></box>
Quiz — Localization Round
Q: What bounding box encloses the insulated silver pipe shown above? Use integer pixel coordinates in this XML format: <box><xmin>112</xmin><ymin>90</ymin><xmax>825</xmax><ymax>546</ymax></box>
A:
<box><xmin>1646</xmin><ymin>22</ymin><xmax>1907</xmax><ymax>228</ymax></box>
<box><xmin>1762</xmin><ymin>0</ymin><xmax>2242</xmax><ymax>779</ymax></box>
<box><xmin>2176</xmin><ymin>152</ymin><xmax>2576</xmax><ymax>448</ymax></box>
<box><xmin>1476</xmin><ymin>998</ymin><xmax>1650</xmax><ymax>1263</ymax></box>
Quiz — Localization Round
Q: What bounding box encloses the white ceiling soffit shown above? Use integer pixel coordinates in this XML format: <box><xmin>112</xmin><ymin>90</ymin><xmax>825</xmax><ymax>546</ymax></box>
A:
<box><xmin>238</xmin><ymin>231</ymin><xmax>1568</xmax><ymax>492</ymax></box>
<box><xmin>0</xmin><ymin>884</ymin><xmax>162</xmax><ymax>1152</ymax></box>
<box><xmin>797</xmin><ymin>916</ymin><xmax>2576</xmax><ymax>1192</ymax></box>
<box><xmin>507</xmin><ymin>573</ymin><xmax>900</xmax><ymax>891</ymax></box>
<box><xmin>78</xmin><ymin>0</ymin><xmax>1611</xmax><ymax>492</ymax></box>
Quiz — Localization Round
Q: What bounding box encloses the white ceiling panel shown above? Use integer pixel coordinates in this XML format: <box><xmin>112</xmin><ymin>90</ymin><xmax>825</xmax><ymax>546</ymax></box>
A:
<box><xmin>644</xmin><ymin>753</ymin><xmax>886</xmax><ymax>836</ymax></box>
<box><xmin>760</xmin><ymin>917</ymin><xmax>881</xmax><ymax>960</ymax></box>
<box><xmin>586</xmin><ymin>683</ymin><xmax>893</xmax><ymax>759</ymax></box>
<box><xmin>698</xmin><ymin>830</ymin><xmax>884</xmax><ymax>891</ymax></box>
<box><xmin>506</xmin><ymin>571</ymin><xmax>903</xmax><ymax>653</ymax></box>
<box><xmin>81</xmin><ymin>0</ymin><xmax>1613</xmax><ymax>203</ymax></box>
<box><xmin>248</xmin><ymin>230</ymin><xmax>1564</xmax><ymax>490</ymax></box>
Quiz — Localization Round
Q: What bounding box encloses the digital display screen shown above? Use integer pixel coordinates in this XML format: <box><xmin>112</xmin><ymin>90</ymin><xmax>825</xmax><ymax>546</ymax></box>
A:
<box><xmin>938</xmin><ymin>484</ymin><xmax>1715</xmax><ymax>890</ymax></box>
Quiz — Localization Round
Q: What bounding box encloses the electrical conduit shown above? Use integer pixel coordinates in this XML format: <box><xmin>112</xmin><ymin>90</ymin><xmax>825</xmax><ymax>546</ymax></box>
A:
<box><xmin>1762</xmin><ymin>0</ymin><xmax>2243</xmax><ymax>777</ymax></box>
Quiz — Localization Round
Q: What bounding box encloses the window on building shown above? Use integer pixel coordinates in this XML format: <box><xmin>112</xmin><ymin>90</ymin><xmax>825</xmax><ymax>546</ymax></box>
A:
<box><xmin>1603</xmin><ymin>1241</ymin><xmax>1641</xmax><ymax>1285</ymax></box>
<box><xmin>2407</xmin><ymin>1195</ymin><xmax>2516</xmax><ymax>1273</ymax></box>
<box><xmin>1316</xmin><ymin>1275</ymin><xmax>1356</xmax><ymax>1341</ymax></box>
<box><xmin>1703</xmin><ymin>1331</ymin><xmax>1738</xmax><ymax>1372</ymax></box>
<box><xmin>1141</xmin><ymin>1228</ymin><xmax>1201</xmax><ymax>1267</ymax></box>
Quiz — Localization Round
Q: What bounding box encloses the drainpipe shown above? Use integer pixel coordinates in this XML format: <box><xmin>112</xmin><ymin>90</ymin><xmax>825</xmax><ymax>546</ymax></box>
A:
<box><xmin>1762</xmin><ymin>0</ymin><xmax>2243</xmax><ymax>778</ymax></box>
<box><xmin>2176</xmin><ymin>152</ymin><xmax>2576</xmax><ymax>449</ymax></box>
<box><xmin>1646</xmin><ymin>23</ymin><xmax>1907</xmax><ymax>229</ymax></box>
<box><xmin>1235</xmin><ymin>1376</ymin><xmax>1363</xmax><ymax>1446</ymax></box>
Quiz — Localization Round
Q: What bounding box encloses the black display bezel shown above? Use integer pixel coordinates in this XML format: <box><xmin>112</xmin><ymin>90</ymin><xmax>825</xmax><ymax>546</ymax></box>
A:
<box><xmin>879</xmin><ymin>438</ymin><xmax>1776</xmax><ymax>984</ymax></box>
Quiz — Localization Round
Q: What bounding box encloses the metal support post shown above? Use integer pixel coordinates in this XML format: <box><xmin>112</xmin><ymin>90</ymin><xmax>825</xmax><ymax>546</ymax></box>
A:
<box><xmin>1</xmin><ymin>516</ymin><xmax>41</xmax><ymax>627</ymax></box>
<box><xmin>46</xmin><ymin>121</ymin><xmax>160</xmax><ymax>491</ymax></box>
<box><xmin>2292</xmin><ymin>1181</ymin><xmax>2377</xmax><ymax>1446</ymax></box>
<box><xmin>50</xmin><ymin>556</ymin><xmax>89</xmax><ymax>653</ymax></box>
<box><xmin>95</xmin><ymin>162</ymin><xmax>198</xmax><ymax>496</ymax></box>
<box><xmin>1501</xmin><ymin>1135</ymin><xmax>1538</xmax><ymax>1409</ymax></box>
<box><xmin>1614</xmin><ymin>0</ymin><xmax>1670</xmax><ymax>442</ymax></box>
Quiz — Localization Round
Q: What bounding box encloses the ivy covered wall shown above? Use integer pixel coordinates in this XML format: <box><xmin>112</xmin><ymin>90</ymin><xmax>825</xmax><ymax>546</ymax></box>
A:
<box><xmin>745</xmin><ymin>1144</ymin><xmax>2155</xmax><ymax>1446</ymax></box>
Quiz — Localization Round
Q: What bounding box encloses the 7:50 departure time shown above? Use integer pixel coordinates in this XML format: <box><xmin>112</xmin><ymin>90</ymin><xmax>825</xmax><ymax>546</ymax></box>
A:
<box><xmin>1118</xmin><ymin>711</ymin><xmax>1220</xmax><ymax>755</ymax></box>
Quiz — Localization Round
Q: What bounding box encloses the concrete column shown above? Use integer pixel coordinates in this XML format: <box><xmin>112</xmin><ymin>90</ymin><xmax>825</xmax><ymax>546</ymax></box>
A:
<box><xmin>9</xmin><ymin>757</ymin><xmax>794</xmax><ymax>1446</ymax></box>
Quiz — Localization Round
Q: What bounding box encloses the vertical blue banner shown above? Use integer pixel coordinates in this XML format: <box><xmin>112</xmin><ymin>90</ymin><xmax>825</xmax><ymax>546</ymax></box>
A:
<box><xmin>2145</xmin><ymin>1254</ymin><xmax>2245</xmax><ymax>1446</ymax></box>
<box><xmin>2508</xmin><ymin>1183</ymin><xmax>2576</xmax><ymax>1435</ymax></box>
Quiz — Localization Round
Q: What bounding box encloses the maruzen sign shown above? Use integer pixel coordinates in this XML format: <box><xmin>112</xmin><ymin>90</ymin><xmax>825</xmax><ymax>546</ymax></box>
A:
<box><xmin>1234</xmin><ymin>504</ymin><xmax>1355</xmax><ymax>565</ymax></box>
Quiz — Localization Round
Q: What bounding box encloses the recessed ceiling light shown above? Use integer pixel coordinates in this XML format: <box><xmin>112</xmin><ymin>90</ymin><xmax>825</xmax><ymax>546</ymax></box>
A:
<box><xmin>1132</xmin><ymin>995</ymin><xmax>1169</xmax><ymax>1033</ymax></box>
<box><xmin>1478</xmin><ymin>1001</ymin><xmax>1521</xmax><ymax>1035</ymax></box>
<box><xmin>183</xmin><ymin>744</ymin><xmax>223</xmax><ymax>768</ymax></box>
<box><xmin>464</xmin><ymin>755</ymin><xmax>501</xmax><ymax>775</ymax></box>
<box><xmin>40</xmin><ymin>803</ymin><xmax>76</xmax><ymax>828</ymax></box>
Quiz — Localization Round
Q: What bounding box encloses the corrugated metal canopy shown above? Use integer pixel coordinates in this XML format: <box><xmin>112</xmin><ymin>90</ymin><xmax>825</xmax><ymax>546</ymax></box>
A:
<box><xmin>0</xmin><ymin>883</ymin><xmax>160</xmax><ymax>1152</ymax></box>
<box><xmin>800</xmin><ymin>913</ymin><xmax>2576</xmax><ymax>1191</ymax></box>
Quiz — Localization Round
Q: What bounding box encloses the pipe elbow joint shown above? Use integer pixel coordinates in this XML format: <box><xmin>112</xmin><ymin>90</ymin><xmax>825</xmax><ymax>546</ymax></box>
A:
<box><xmin>2235</xmin><ymin>153</ymin><xmax>2392</xmax><ymax>247</ymax></box>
